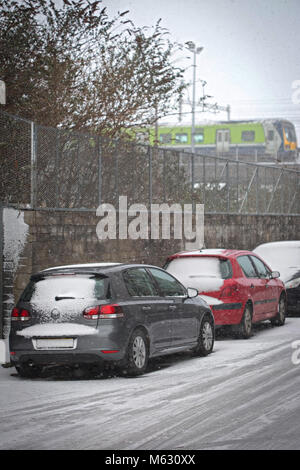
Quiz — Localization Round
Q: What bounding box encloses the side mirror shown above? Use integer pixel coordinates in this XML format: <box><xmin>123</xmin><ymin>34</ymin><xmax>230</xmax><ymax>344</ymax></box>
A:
<box><xmin>271</xmin><ymin>271</ymin><xmax>280</xmax><ymax>279</ymax></box>
<box><xmin>187</xmin><ymin>287</ymin><xmax>198</xmax><ymax>298</ymax></box>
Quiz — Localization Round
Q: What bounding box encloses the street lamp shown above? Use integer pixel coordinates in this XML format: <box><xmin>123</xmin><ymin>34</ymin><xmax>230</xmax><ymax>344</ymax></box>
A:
<box><xmin>185</xmin><ymin>42</ymin><xmax>204</xmax><ymax>153</ymax></box>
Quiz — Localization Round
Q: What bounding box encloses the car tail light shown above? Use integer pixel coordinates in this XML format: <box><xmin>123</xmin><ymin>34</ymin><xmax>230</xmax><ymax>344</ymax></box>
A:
<box><xmin>83</xmin><ymin>306</ymin><xmax>100</xmax><ymax>320</ymax></box>
<box><xmin>220</xmin><ymin>285</ymin><xmax>239</xmax><ymax>298</ymax></box>
<box><xmin>11</xmin><ymin>307</ymin><xmax>30</xmax><ymax>321</ymax></box>
<box><xmin>83</xmin><ymin>304</ymin><xmax>124</xmax><ymax>320</ymax></box>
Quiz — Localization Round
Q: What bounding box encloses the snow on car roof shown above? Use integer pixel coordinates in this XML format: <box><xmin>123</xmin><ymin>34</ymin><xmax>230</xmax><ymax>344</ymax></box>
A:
<box><xmin>169</xmin><ymin>249</ymin><xmax>226</xmax><ymax>257</ymax></box>
<box><xmin>167</xmin><ymin>248</ymin><xmax>245</xmax><ymax>259</ymax></box>
<box><xmin>254</xmin><ymin>241</ymin><xmax>300</xmax><ymax>249</ymax></box>
<box><xmin>43</xmin><ymin>263</ymin><xmax>121</xmax><ymax>271</ymax></box>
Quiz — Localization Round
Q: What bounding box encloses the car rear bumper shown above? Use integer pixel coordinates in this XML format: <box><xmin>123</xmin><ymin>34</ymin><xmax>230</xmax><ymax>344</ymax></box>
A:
<box><xmin>287</xmin><ymin>303</ymin><xmax>300</xmax><ymax>314</ymax></box>
<box><xmin>287</xmin><ymin>288</ymin><xmax>300</xmax><ymax>314</ymax></box>
<box><xmin>9</xmin><ymin>324</ymin><xmax>129</xmax><ymax>367</ymax></box>
<box><xmin>211</xmin><ymin>302</ymin><xmax>244</xmax><ymax>326</ymax></box>
<box><xmin>10</xmin><ymin>350</ymin><xmax>125</xmax><ymax>367</ymax></box>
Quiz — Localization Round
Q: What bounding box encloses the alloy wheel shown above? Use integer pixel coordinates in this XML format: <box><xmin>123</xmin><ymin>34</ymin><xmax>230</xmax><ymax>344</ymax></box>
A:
<box><xmin>244</xmin><ymin>308</ymin><xmax>252</xmax><ymax>335</ymax></box>
<box><xmin>202</xmin><ymin>321</ymin><xmax>214</xmax><ymax>351</ymax></box>
<box><xmin>278</xmin><ymin>297</ymin><xmax>286</xmax><ymax>323</ymax></box>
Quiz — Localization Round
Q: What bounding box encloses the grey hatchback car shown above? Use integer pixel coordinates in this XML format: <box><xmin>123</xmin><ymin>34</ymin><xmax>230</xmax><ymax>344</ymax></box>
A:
<box><xmin>9</xmin><ymin>263</ymin><xmax>214</xmax><ymax>377</ymax></box>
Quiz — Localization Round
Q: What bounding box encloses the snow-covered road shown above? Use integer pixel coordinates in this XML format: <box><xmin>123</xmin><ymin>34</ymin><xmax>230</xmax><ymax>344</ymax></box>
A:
<box><xmin>1</xmin><ymin>318</ymin><xmax>300</xmax><ymax>450</ymax></box>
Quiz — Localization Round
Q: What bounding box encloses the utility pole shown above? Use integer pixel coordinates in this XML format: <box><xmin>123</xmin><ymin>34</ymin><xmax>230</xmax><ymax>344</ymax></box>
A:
<box><xmin>226</xmin><ymin>104</ymin><xmax>231</xmax><ymax>121</ymax></box>
<box><xmin>185</xmin><ymin>42</ymin><xmax>203</xmax><ymax>153</ymax></box>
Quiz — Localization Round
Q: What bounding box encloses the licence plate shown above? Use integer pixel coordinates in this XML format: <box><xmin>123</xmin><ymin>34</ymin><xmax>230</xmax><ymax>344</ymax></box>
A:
<box><xmin>34</xmin><ymin>338</ymin><xmax>75</xmax><ymax>350</ymax></box>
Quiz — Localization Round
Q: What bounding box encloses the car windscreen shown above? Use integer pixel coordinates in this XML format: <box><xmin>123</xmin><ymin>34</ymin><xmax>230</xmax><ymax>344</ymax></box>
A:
<box><xmin>165</xmin><ymin>257</ymin><xmax>232</xmax><ymax>292</ymax></box>
<box><xmin>254</xmin><ymin>244</ymin><xmax>300</xmax><ymax>282</ymax></box>
<box><xmin>20</xmin><ymin>274</ymin><xmax>110</xmax><ymax>304</ymax></box>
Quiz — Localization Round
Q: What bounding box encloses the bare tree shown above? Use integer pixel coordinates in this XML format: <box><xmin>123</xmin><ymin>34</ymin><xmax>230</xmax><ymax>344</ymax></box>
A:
<box><xmin>0</xmin><ymin>0</ymin><xmax>185</xmax><ymax>137</ymax></box>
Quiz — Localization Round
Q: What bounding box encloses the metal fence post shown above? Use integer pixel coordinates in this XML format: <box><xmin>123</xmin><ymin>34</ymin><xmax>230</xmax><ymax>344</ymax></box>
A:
<box><xmin>256</xmin><ymin>166</ymin><xmax>259</xmax><ymax>214</ymax></box>
<box><xmin>148</xmin><ymin>146</ymin><xmax>152</xmax><ymax>209</ymax></box>
<box><xmin>191</xmin><ymin>153</ymin><xmax>195</xmax><ymax>194</ymax></box>
<box><xmin>98</xmin><ymin>136</ymin><xmax>102</xmax><ymax>206</ymax></box>
<box><xmin>236</xmin><ymin>161</ymin><xmax>239</xmax><ymax>212</ymax></box>
<box><xmin>203</xmin><ymin>155</ymin><xmax>206</xmax><ymax>208</ymax></box>
<box><xmin>226</xmin><ymin>161</ymin><xmax>230</xmax><ymax>212</ymax></box>
<box><xmin>163</xmin><ymin>150</ymin><xmax>166</xmax><ymax>202</ymax></box>
<box><xmin>0</xmin><ymin>203</ymin><xmax>3</xmax><ymax>339</ymax></box>
<box><xmin>30</xmin><ymin>121</ymin><xmax>37</xmax><ymax>209</ymax></box>
<box><xmin>55</xmin><ymin>128</ymin><xmax>60</xmax><ymax>208</ymax></box>
<box><xmin>115</xmin><ymin>144</ymin><xmax>119</xmax><ymax>205</ymax></box>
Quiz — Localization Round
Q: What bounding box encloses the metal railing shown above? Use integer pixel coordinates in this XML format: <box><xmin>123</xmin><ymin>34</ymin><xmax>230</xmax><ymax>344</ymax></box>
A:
<box><xmin>1</xmin><ymin>110</ymin><xmax>300</xmax><ymax>215</ymax></box>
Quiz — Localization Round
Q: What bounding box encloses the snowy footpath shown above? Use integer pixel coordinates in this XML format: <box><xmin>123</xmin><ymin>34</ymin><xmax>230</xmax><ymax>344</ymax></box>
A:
<box><xmin>1</xmin><ymin>318</ymin><xmax>300</xmax><ymax>450</ymax></box>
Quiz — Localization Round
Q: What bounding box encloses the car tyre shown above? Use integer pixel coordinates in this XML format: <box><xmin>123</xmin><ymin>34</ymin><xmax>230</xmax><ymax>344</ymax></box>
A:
<box><xmin>194</xmin><ymin>314</ymin><xmax>214</xmax><ymax>356</ymax></box>
<box><xmin>124</xmin><ymin>329</ymin><xmax>149</xmax><ymax>377</ymax></box>
<box><xmin>237</xmin><ymin>304</ymin><xmax>253</xmax><ymax>339</ymax></box>
<box><xmin>15</xmin><ymin>363</ymin><xmax>43</xmax><ymax>378</ymax></box>
<box><xmin>271</xmin><ymin>295</ymin><xmax>286</xmax><ymax>327</ymax></box>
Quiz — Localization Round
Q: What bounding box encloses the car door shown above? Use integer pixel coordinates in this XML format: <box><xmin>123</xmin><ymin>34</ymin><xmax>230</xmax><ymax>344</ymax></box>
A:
<box><xmin>236</xmin><ymin>255</ymin><xmax>267</xmax><ymax>321</ymax></box>
<box><xmin>147</xmin><ymin>267</ymin><xmax>198</xmax><ymax>347</ymax></box>
<box><xmin>249</xmin><ymin>255</ymin><xmax>279</xmax><ymax>318</ymax></box>
<box><xmin>122</xmin><ymin>267</ymin><xmax>173</xmax><ymax>351</ymax></box>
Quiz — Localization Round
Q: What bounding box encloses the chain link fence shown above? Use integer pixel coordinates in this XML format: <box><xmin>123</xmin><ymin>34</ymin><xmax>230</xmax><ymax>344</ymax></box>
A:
<box><xmin>1</xmin><ymin>110</ymin><xmax>300</xmax><ymax>214</ymax></box>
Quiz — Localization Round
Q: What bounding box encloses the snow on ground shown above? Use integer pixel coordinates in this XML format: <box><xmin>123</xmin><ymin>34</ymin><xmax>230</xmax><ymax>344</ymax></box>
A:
<box><xmin>1</xmin><ymin>318</ymin><xmax>300</xmax><ymax>450</ymax></box>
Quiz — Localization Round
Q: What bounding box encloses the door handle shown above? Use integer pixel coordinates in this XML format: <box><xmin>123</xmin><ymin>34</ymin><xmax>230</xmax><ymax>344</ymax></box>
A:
<box><xmin>142</xmin><ymin>305</ymin><xmax>152</xmax><ymax>311</ymax></box>
<box><xmin>168</xmin><ymin>305</ymin><xmax>177</xmax><ymax>310</ymax></box>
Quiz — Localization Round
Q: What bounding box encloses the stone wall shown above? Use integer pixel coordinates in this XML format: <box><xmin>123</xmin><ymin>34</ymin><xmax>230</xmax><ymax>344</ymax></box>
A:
<box><xmin>1</xmin><ymin>207</ymin><xmax>300</xmax><ymax>342</ymax></box>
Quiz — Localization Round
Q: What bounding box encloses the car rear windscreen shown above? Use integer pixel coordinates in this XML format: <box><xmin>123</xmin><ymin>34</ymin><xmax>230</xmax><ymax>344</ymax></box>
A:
<box><xmin>20</xmin><ymin>274</ymin><xmax>110</xmax><ymax>303</ymax></box>
<box><xmin>166</xmin><ymin>257</ymin><xmax>232</xmax><ymax>291</ymax></box>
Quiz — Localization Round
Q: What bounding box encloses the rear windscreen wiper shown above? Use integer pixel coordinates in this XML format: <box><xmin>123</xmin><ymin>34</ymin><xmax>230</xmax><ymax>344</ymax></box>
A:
<box><xmin>55</xmin><ymin>296</ymin><xmax>77</xmax><ymax>301</ymax></box>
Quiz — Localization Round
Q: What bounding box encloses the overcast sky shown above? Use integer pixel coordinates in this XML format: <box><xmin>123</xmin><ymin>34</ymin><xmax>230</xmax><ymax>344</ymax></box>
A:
<box><xmin>104</xmin><ymin>0</ymin><xmax>300</xmax><ymax>137</ymax></box>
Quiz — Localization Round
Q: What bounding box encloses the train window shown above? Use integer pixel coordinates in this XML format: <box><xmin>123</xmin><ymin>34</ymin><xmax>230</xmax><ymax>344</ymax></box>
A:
<box><xmin>241</xmin><ymin>130</ymin><xmax>255</xmax><ymax>142</ymax></box>
<box><xmin>175</xmin><ymin>133</ymin><xmax>188</xmax><ymax>144</ymax></box>
<box><xmin>159</xmin><ymin>133</ymin><xmax>172</xmax><ymax>144</ymax></box>
<box><xmin>284</xmin><ymin>127</ymin><xmax>296</xmax><ymax>142</ymax></box>
<box><xmin>194</xmin><ymin>131</ymin><xmax>204</xmax><ymax>143</ymax></box>
<box><xmin>267</xmin><ymin>130</ymin><xmax>274</xmax><ymax>141</ymax></box>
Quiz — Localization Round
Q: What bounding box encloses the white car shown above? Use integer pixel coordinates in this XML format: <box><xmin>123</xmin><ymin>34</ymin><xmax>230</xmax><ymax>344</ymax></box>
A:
<box><xmin>253</xmin><ymin>241</ymin><xmax>300</xmax><ymax>314</ymax></box>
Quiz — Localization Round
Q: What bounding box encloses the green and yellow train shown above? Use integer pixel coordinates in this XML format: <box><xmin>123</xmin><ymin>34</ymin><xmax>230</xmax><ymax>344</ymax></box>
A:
<box><xmin>142</xmin><ymin>119</ymin><xmax>298</xmax><ymax>161</ymax></box>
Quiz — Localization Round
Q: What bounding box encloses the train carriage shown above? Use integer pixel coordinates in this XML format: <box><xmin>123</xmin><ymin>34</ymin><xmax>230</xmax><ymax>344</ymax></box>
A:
<box><xmin>145</xmin><ymin>119</ymin><xmax>298</xmax><ymax>162</ymax></box>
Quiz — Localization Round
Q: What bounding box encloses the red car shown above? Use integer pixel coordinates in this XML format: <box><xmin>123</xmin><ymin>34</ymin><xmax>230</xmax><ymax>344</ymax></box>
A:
<box><xmin>164</xmin><ymin>249</ymin><xmax>286</xmax><ymax>338</ymax></box>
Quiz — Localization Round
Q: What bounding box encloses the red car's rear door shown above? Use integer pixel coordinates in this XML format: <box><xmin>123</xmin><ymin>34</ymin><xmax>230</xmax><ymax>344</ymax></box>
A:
<box><xmin>249</xmin><ymin>255</ymin><xmax>279</xmax><ymax>318</ymax></box>
<box><xmin>236</xmin><ymin>255</ymin><xmax>268</xmax><ymax>321</ymax></box>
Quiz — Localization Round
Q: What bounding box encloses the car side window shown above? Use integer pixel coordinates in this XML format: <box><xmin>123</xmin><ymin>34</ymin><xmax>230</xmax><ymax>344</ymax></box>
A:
<box><xmin>220</xmin><ymin>259</ymin><xmax>233</xmax><ymax>279</ymax></box>
<box><xmin>237</xmin><ymin>255</ymin><xmax>257</xmax><ymax>278</ymax></box>
<box><xmin>250</xmin><ymin>256</ymin><xmax>271</xmax><ymax>278</ymax></box>
<box><xmin>123</xmin><ymin>268</ymin><xmax>159</xmax><ymax>297</ymax></box>
<box><xmin>148</xmin><ymin>268</ymin><xmax>186</xmax><ymax>297</ymax></box>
